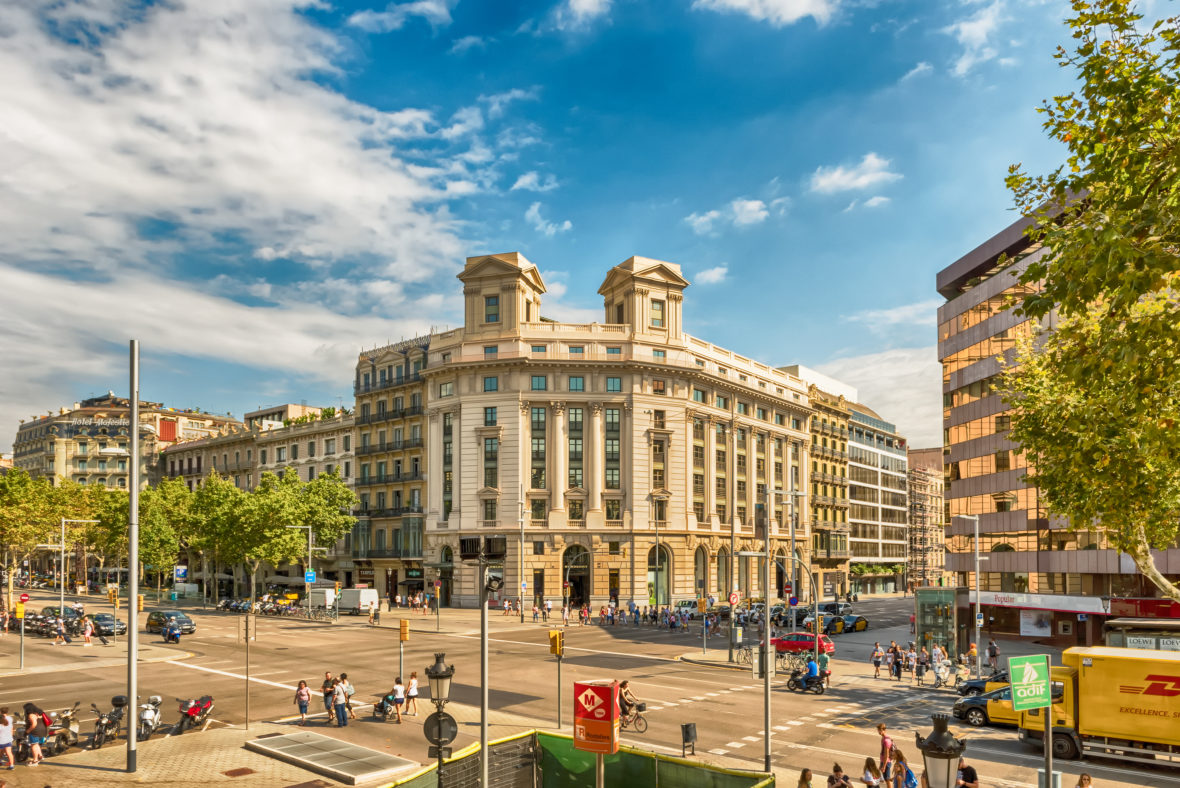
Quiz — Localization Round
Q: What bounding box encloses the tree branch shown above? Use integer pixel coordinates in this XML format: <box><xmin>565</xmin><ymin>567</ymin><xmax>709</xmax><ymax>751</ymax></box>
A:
<box><xmin>1128</xmin><ymin>524</ymin><xmax>1180</xmax><ymax>604</ymax></box>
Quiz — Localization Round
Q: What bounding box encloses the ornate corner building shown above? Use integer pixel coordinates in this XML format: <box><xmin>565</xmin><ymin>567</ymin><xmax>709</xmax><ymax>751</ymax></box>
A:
<box><xmin>411</xmin><ymin>252</ymin><xmax>820</xmax><ymax>609</ymax></box>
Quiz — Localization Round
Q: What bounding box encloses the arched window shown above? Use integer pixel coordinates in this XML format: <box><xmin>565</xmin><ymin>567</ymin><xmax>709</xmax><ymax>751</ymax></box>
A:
<box><xmin>990</xmin><ymin>543</ymin><xmax>1015</xmax><ymax>553</ymax></box>
<box><xmin>716</xmin><ymin>547</ymin><xmax>730</xmax><ymax>595</ymax></box>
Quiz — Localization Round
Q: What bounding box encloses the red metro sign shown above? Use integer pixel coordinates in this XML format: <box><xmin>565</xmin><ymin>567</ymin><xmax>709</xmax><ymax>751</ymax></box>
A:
<box><xmin>573</xmin><ymin>680</ymin><xmax>619</xmax><ymax>755</ymax></box>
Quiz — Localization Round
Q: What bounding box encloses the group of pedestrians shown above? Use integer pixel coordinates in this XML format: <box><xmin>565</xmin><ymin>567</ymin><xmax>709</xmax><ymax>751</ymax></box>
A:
<box><xmin>300</xmin><ymin>671</ymin><xmax>357</xmax><ymax>727</ymax></box>
<box><xmin>869</xmin><ymin>641</ymin><xmax>950</xmax><ymax>684</ymax></box>
<box><xmin>386</xmin><ymin>592</ymin><xmax>431</xmax><ymax>614</ymax></box>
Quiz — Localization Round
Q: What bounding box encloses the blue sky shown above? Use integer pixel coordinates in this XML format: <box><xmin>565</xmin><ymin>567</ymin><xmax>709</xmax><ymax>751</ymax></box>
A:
<box><xmin>1</xmin><ymin>0</ymin><xmax>1086</xmax><ymax>450</ymax></box>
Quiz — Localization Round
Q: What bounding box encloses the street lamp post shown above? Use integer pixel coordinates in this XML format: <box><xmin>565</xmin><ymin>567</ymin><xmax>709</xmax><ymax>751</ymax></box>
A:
<box><xmin>41</xmin><ymin>519</ymin><xmax>99</xmax><ymax>616</ymax></box>
<box><xmin>954</xmin><ymin>515</ymin><xmax>983</xmax><ymax>678</ymax></box>
<box><xmin>916</xmin><ymin>713</ymin><xmax>967</xmax><ymax>788</ymax></box>
<box><xmin>127</xmin><ymin>339</ymin><xmax>140</xmax><ymax>773</ymax></box>
<box><xmin>519</xmin><ymin>487</ymin><xmax>526</xmax><ymax>624</ymax></box>
<box><xmin>424</xmin><ymin>652</ymin><xmax>455</xmax><ymax>786</ymax></box>
<box><xmin>284</xmin><ymin>525</ymin><xmax>317</xmax><ymax>618</ymax></box>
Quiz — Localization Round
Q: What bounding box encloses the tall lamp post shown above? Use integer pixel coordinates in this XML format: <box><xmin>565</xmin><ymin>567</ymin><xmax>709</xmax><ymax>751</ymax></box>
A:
<box><xmin>916</xmin><ymin>713</ymin><xmax>967</xmax><ymax>788</ymax></box>
<box><xmin>285</xmin><ymin>525</ymin><xmax>324</xmax><ymax>618</ymax></box>
<box><xmin>954</xmin><ymin>515</ymin><xmax>983</xmax><ymax>678</ymax></box>
<box><xmin>127</xmin><ymin>339</ymin><xmax>140</xmax><ymax>773</ymax></box>
<box><xmin>424</xmin><ymin>652</ymin><xmax>455</xmax><ymax>786</ymax></box>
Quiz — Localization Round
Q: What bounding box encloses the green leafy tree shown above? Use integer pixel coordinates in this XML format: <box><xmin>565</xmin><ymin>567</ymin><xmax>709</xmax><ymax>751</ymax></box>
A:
<box><xmin>137</xmin><ymin>478</ymin><xmax>188</xmax><ymax>601</ymax></box>
<box><xmin>0</xmin><ymin>469</ymin><xmax>61</xmax><ymax>607</ymax></box>
<box><xmin>1002</xmin><ymin>0</ymin><xmax>1180</xmax><ymax>602</ymax></box>
<box><xmin>191</xmin><ymin>472</ymin><xmax>245</xmax><ymax>601</ymax></box>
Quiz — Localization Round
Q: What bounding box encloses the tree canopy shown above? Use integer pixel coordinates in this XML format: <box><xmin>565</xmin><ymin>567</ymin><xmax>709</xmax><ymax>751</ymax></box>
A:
<box><xmin>1002</xmin><ymin>0</ymin><xmax>1180</xmax><ymax>601</ymax></box>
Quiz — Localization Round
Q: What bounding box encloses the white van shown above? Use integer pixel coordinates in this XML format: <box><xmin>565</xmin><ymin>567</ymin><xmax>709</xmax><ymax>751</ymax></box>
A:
<box><xmin>338</xmin><ymin>587</ymin><xmax>380</xmax><ymax>615</ymax></box>
<box><xmin>309</xmin><ymin>588</ymin><xmax>337</xmax><ymax>609</ymax></box>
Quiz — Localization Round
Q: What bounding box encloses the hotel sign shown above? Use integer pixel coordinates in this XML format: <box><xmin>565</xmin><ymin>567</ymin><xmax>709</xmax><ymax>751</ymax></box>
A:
<box><xmin>70</xmin><ymin>417</ymin><xmax>129</xmax><ymax>426</ymax></box>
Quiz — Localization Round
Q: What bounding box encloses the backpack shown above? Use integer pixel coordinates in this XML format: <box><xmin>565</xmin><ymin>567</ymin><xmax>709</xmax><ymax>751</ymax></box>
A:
<box><xmin>903</xmin><ymin>767</ymin><xmax>918</xmax><ymax>788</ymax></box>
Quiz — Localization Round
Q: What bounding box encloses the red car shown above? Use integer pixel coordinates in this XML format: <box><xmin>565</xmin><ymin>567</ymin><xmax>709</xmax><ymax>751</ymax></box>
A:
<box><xmin>771</xmin><ymin>632</ymin><xmax>835</xmax><ymax>655</ymax></box>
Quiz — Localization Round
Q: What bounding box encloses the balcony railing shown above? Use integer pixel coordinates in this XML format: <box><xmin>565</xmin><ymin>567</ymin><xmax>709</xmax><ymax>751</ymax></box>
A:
<box><xmin>354</xmin><ymin>372</ymin><xmax>423</xmax><ymax>395</ymax></box>
<box><xmin>355</xmin><ymin>438</ymin><xmax>424</xmax><ymax>456</ymax></box>
<box><xmin>568</xmin><ymin>519</ymin><xmax>586</xmax><ymax>528</ymax></box>
<box><xmin>605</xmin><ymin>520</ymin><xmax>623</xmax><ymax>528</ymax></box>
<box><xmin>530</xmin><ymin>519</ymin><xmax>548</xmax><ymax>528</ymax></box>
<box><xmin>479</xmin><ymin>520</ymin><xmax>498</xmax><ymax>528</ymax></box>
<box><xmin>354</xmin><ymin>405</ymin><xmax>424</xmax><ymax>426</ymax></box>
<box><xmin>354</xmin><ymin>472</ymin><xmax>424</xmax><ymax>487</ymax></box>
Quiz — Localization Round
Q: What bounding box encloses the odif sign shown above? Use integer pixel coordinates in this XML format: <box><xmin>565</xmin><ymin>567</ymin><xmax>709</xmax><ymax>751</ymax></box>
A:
<box><xmin>1008</xmin><ymin>654</ymin><xmax>1052</xmax><ymax>712</ymax></box>
<box><xmin>573</xmin><ymin>680</ymin><xmax>619</xmax><ymax>754</ymax></box>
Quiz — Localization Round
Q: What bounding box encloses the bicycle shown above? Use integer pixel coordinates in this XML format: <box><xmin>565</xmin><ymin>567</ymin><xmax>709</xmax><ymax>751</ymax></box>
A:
<box><xmin>737</xmin><ymin>645</ymin><xmax>753</xmax><ymax>665</ymax></box>
<box><xmin>619</xmin><ymin>703</ymin><xmax>648</xmax><ymax>734</ymax></box>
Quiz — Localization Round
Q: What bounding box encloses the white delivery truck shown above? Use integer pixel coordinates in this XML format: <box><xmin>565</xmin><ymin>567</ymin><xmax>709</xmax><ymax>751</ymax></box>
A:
<box><xmin>309</xmin><ymin>588</ymin><xmax>337</xmax><ymax>609</ymax></box>
<box><xmin>338</xmin><ymin>587</ymin><xmax>379</xmax><ymax>615</ymax></box>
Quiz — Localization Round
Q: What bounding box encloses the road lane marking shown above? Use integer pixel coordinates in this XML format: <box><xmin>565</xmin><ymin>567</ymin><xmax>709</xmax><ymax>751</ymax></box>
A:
<box><xmin>726</xmin><ymin>741</ymin><xmax>745</xmax><ymax>748</ymax></box>
<box><xmin>709</xmin><ymin>748</ymin><xmax>729</xmax><ymax>755</ymax></box>
<box><xmin>742</xmin><ymin>735</ymin><xmax>760</xmax><ymax>742</ymax></box>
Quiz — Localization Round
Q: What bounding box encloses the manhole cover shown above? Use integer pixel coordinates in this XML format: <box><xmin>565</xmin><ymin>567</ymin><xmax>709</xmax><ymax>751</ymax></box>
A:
<box><xmin>224</xmin><ymin>768</ymin><xmax>257</xmax><ymax>778</ymax></box>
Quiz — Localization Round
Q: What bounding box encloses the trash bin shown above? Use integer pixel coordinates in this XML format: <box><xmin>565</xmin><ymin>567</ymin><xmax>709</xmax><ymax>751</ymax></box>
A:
<box><xmin>170</xmin><ymin>591</ymin><xmax>178</xmax><ymax>601</ymax></box>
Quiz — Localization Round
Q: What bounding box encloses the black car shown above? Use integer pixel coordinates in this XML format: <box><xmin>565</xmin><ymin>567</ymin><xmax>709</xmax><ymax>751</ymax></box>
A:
<box><xmin>146</xmin><ymin>610</ymin><xmax>196</xmax><ymax>634</ymax></box>
<box><xmin>957</xmin><ymin>670</ymin><xmax>1008</xmax><ymax>697</ymax></box>
<box><xmin>91</xmin><ymin>613</ymin><xmax>127</xmax><ymax>636</ymax></box>
<box><xmin>41</xmin><ymin>606</ymin><xmax>80</xmax><ymax>621</ymax></box>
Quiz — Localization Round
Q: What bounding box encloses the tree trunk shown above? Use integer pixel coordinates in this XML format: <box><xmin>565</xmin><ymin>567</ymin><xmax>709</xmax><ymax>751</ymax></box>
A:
<box><xmin>1129</xmin><ymin>525</ymin><xmax>1180</xmax><ymax>603</ymax></box>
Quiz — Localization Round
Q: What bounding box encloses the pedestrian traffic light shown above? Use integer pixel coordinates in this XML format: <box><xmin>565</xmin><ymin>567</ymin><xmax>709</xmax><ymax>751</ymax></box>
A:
<box><xmin>137</xmin><ymin>594</ymin><xmax>144</xmax><ymax>612</ymax></box>
<box><xmin>399</xmin><ymin>619</ymin><xmax>410</xmax><ymax>642</ymax></box>
<box><xmin>549</xmin><ymin>629</ymin><xmax>563</xmax><ymax>656</ymax></box>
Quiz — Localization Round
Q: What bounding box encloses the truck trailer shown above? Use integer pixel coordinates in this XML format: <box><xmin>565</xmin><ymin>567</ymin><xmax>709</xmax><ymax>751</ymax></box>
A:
<box><xmin>1019</xmin><ymin>646</ymin><xmax>1180</xmax><ymax>765</ymax></box>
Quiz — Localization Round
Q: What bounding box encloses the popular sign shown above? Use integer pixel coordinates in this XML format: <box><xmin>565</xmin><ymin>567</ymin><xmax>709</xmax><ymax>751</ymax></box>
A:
<box><xmin>1009</xmin><ymin>654</ymin><xmax>1052</xmax><ymax>711</ymax></box>
<box><xmin>573</xmin><ymin>680</ymin><xmax>619</xmax><ymax>755</ymax></box>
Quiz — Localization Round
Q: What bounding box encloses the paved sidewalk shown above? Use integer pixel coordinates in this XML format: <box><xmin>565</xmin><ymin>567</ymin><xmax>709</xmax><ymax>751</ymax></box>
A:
<box><xmin>0</xmin><ymin>635</ymin><xmax>188</xmax><ymax>678</ymax></box>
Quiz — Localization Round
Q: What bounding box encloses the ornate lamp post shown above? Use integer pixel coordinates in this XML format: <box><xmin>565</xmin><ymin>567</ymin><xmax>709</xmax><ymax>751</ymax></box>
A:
<box><xmin>915</xmin><ymin>714</ymin><xmax>967</xmax><ymax>788</ymax></box>
<box><xmin>423</xmin><ymin>652</ymin><xmax>457</xmax><ymax>786</ymax></box>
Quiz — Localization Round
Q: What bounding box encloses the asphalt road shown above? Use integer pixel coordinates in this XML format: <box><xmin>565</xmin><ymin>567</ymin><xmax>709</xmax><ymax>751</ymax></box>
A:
<box><xmin>3</xmin><ymin>594</ymin><xmax>1177</xmax><ymax>788</ymax></box>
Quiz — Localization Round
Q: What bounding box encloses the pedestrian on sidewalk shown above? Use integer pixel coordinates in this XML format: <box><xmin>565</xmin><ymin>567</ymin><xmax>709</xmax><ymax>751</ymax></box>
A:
<box><xmin>915</xmin><ymin>648</ymin><xmax>928</xmax><ymax>686</ymax></box>
<box><xmin>321</xmin><ymin>672</ymin><xmax>335</xmax><ymax>722</ymax></box>
<box><xmin>1072</xmin><ymin>774</ymin><xmax>1092</xmax><ymax>788</ymax></box>
<box><xmin>877</xmin><ymin>724</ymin><xmax>893</xmax><ymax>772</ymax></box>
<box><xmin>294</xmin><ymin>681</ymin><xmax>311</xmax><ymax>725</ymax></box>
<box><xmin>889</xmin><ymin>749</ymin><xmax>916</xmax><ymax>788</ymax></box>
<box><xmin>332</xmin><ymin>679</ymin><xmax>349</xmax><ymax>727</ymax></box>
<box><xmin>23</xmin><ymin>703</ymin><xmax>47</xmax><ymax>767</ymax></box>
<box><xmin>395</xmin><ymin>593</ymin><xmax>402</xmax><ymax>609</ymax></box>
<box><xmin>340</xmin><ymin>672</ymin><xmax>356</xmax><ymax>720</ymax></box>
<box><xmin>561</xmin><ymin>605</ymin><xmax>569</xmax><ymax>626</ymax></box>
<box><xmin>0</xmin><ymin>707</ymin><xmax>14</xmax><ymax>770</ymax></box>
<box><xmin>871</xmin><ymin>643</ymin><xmax>884</xmax><ymax>679</ymax></box>
<box><xmin>955</xmin><ymin>758</ymin><xmax>979</xmax><ymax>788</ymax></box>
<box><xmin>391</xmin><ymin>677</ymin><xmax>405</xmax><ymax>723</ymax></box>
<box><xmin>532</xmin><ymin>604</ymin><xmax>540</xmax><ymax>623</ymax></box>
<box><xmin>407</xmin><ymin>672</ymin><xmax>419</xmax><ymax>716</ymax></box>
<box><xmin>53</xmin><ymin>617</ymin><xmax>70</xmax><ymax>646</ymax></box>
<box><xmin>828</xmin><ymin>763</ymin><xmax>852</xmax><ymax>788</ymax></box>
<box><xmin>987</xmin><ymin>640</ymin><xmax>1000</xmax><ymax>672</ymax></box>
<box><xmin>368</xmin><ymin>604</ymin><xmax>375</xmax><ymax>625</ymax></box>
<box><xmin>81</xmin><ymin>615</ymin><xmax>94</xmax><ymax>647</ymax></box>
<box><xmin>861</xmin><ymin>757</ymin><xmax>882</xmax><ymax>787</ymax></box>
<box><xmin>909</xmin><ymin>613</ymin><xmax>915</xmax><ymax>634</ymax></box>
<box><xmin>0</xmin><ymin>610</ymin><xmax>7</xmax><ymax>636</ymax></box>
<box><xmin>544</xmin><ymin>599</ymin><xmax>551</xmax><ymax>621</ymax></box>
<box><xmin>798</xmin><ymin>768</ymin><xmax>814</xmax><ymax>788</ymax></box>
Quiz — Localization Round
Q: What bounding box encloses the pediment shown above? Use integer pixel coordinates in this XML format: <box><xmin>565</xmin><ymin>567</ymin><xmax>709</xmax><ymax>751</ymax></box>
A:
<box><xmin>459</xmin><ymin>253</ymin><xmax>547</xmax><ymax>293</ymax></box>
<box><xmin>598</xmin><ymin>256</ymin><xmax>690</xmax><ymax>296</ymax></box>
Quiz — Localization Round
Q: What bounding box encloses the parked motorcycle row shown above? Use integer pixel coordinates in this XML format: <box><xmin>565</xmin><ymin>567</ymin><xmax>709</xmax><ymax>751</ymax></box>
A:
<box><xmin>217</xmin><ymin>597</ymin><xmax>302</xmax><ymax>616</ymax></box>
<box><xmin>9</xmin><ymin>694</ymin><xmax>215</xmax><ymax>762</ymax></box>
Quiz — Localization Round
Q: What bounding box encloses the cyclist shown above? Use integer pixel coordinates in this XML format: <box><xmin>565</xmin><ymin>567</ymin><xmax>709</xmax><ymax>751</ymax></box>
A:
<box><xmin>618</xmin><ymin>680</ymin><xmax>639</xmax><ymax>720</ymax></box>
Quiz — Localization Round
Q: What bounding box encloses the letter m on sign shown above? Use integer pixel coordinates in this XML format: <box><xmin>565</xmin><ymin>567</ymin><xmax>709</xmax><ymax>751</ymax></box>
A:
<box><xmin>1143</xmin><ymin>675</ymin><xmax>1180</xmax><ymax>697</ymax></box>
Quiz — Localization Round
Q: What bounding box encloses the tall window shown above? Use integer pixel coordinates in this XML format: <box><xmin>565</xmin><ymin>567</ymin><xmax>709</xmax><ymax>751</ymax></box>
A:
<box><xmin>483</xmin><ymin>499</ymin><xmax>497</xmax><ymax>522</ymax></box>
<box><xmin>484</xmin><ymin>438</ymin><xmax>499</xmax><ymax>488</ymax></box>
<box><xmin>568</xmin><ymin>407</ymin><xmax>583</xmax><ymax>488</ymax></box>
<box><xmin>484</xmin><ymin>407</ymin><xmax>497</xmax><ymax>426</ymax></box>
<box><xmin>484</xmin><ymin>295</ymin><xmax>499</xmax><ymax>323</ymax></box>
<box><xmin>605</xmin><ymin>407</ymin><xmax>621</xmax><ymax>489</ymax></box>
<box><xmin>442</xmin><ymin>413</ymin><xmax>453</xmax><ymax>519</ymax></box>
<box><xmin>651</xmin><ymin>299</ymin><xmax>665</xmax><ymax>328</ymax></box>
<box><xmin>531</xmin><ymin>407</ymin><xmax>547</xmax><ymax>489</ymax></box>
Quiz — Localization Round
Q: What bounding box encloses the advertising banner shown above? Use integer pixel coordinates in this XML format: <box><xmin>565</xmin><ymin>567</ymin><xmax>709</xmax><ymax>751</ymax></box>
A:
<box><xmin>1019</xmin><ymin>609</ymin><xmax>1052</xmax><ymax>637</ymax></box>
<box><xmin>573</xmin><ymin>680</ymin><xmax>619</xmax><ymax>755</ymax></box>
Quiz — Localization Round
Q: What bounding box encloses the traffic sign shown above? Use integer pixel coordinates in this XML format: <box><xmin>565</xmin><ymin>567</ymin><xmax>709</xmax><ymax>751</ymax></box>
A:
<box><xmin>976</xmin><ymin>613</ymin><xmax>984</xmax><ymax>628</ymax></box>
<box><xmin>423</xmin><ymin>710</ymin><xmax>458</xmax><ymax>746</ymax></box>
<box><xmin>1009</xmin><ymin>655</ymin><xmax>1052</xmax><ymax>711</ymax></box>
<box><xmin>434</xmin><ymin>580</ymin><xmax>441</xmax><ymax>588</ymax></box>
<box><xmin>573</xmin><ymin>680</ymin><xmax>619</xmax><ymax>755</ymax></box>
<box><xmin>19</xmin><ymin>593</ymin><xmax>29</xmax><ymax>603</ymax></box>
<box><xmin>521</xmin><ymin>581</ymin><xmax>527</xmax><ymax>590</ymax></box>
<box><xmin>789</xmin><ymin>596</ymin><xmax>799</xmax><ymax>607</ymax></box>
<box><xmin>728</xmin><ymin>591</ymin><xmax>739</xmax><ymax>606</ymax></box>
<box><xmin>783</xmin><ymin>582</ymin><xmax>792</xmax><ymax>596</ymax></box>
<box><xmin>304</xmin><ymin>570</ymin><xmax>316</xmax><ymax>584</ymax></box>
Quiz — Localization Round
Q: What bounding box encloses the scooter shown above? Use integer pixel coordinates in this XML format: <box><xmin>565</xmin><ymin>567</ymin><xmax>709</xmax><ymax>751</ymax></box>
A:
<box><xmin>49</xmin><ymin>702</ymin><xmax>81</xmax><ymax>754</ymax></box>
<box><xmin>90</xmin><ymin>696</ymin><xmax>128</xmax><ymax>749</ymax></box>
<box><xmin>786</xmin><ymin>668</ymin><xmax>826</xmax><ymax>695</ymax></box>
<box><xmin>175</xmin><ymin>695</ymin><xmax>214</xmax><ymax>734</ymax></box>
<box><xmin>137</xmin><ymin>695</ymin><xmax>164</xmax><ymax>741</ymax></box>
<box><xmin>932</xmin><ymin>659</ymin><xmax>953</xmax><ymax>689</ymax></box>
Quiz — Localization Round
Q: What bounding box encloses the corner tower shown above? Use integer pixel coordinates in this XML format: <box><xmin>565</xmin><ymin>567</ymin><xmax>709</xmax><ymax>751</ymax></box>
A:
<box><xmin>597</xmin><ymin>256</ymin><xmax>690</xmax><ymax>339</ymax></box>
<box><xmin>457</xmin><ymin>252</ymin><xmax>547</xmax><ymax>337</ymax></box>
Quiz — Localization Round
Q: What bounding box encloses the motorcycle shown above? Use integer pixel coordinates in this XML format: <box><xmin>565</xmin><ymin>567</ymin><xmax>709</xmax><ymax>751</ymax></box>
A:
<box><xmin>137</xmin><ymin>695</ymin><xmax>164</xmax><ymax>741</ymax></box>
<box><xmin>49</xmin><ymin>702</ymin><xmax>81</xmax><ymax>754</ymax></box>
<box><xmin>932</xmin><ymin>659</ymin><xmax>953</xmax><ymax>689</ymax></box>
<box><xmin>786</xmin><ymin>668</ymin><xmax>826</xmax><ymax>695</ymax></box>
<box><xmin>175</xmin><ymin>695</ymin><xmax>214</xmax><ymax>734</ymax></box>
<box><xmin>90</xmin><ymin>695</ymin><xmax>128</xmax><ymax>749</ymax></box>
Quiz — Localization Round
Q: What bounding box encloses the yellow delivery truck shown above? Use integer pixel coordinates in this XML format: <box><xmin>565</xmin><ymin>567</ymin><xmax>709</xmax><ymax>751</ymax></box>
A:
<box><xmin>1018</xmin><ymin>646</ymin><xmax>1180</xmax><ymax>765</ymax></box>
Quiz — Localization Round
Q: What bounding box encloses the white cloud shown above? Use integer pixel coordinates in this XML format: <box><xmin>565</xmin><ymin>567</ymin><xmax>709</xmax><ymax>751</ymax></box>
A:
<box><xmin>552</xmin><ymin>0</ymin><xmax>613</xmax><ymax>30</ymax></box>
<box><xmin>900</xmin><ymin>61</ymin><xmax>932</xmax><ymax>81</ymax></box>
<box><xmin>525</xmin><ymin>202</ymin><xmax>572</xmax><ymax>237</ymax></box>
<box><xmin>479</xmin><ymin>87</ymin><xmax>541</xmax><ymax>119</ymax></box>
<box><xmin>538</xmin><ymin>270</ymin><xmax>601</xmax><ymax>322</ymax></box>
<box><xmin>692</xmin><ymin>0</ymin><xmax>838</xmax><ymax>27</ymax></box>
<box><xmin>696</xmin><ymin>265</ymin><xmax>729</xmax><ymax>285</ymax></box>
<box><xmin>810</xmin><ymin>152</ymin><xmax>902</xmax><ymax>194</ymax></box>
<box><xmin>511</xmin><ymin>171</ymin><xmax>560</xmax><ymax>192</ymax></box>
<box><xmin>816</xmin><ymin>346</ymin><xmax>942</xmax><ymax>447</ymax></box>
<box><xmin>441</xmin><ymin>105</ymin><xmax>485</xmax><ymax>140</ymax></box>
<box><xmin>449</xmin><ymin>35</ymin><xmax>489</xmax><ymax>54</ymax></box>
<box><xmin>684</xmin><ymin>195</ymin><xmax>782</xmax><ymax>235</ymax></box>
<box><xmin>843</xmin><ymin>299</ymin><xmax>942</xmax><ymax>333</ymax></box>
<box><xmin>944</xmin><ymin>2</ymin><xmax>1005</xmax><ymax>76</ymax></box>
<box><xmin>863</xmin><ymin>195</ymin><xmax>891</xmax><ymax>208</ymax></box>
<box><xmin>348</xmin><ymin>0</ymin><xmax>453</xmax><ymax>32</ymax></box>
<box><xmin>731</xmin><ymin>199</ymin><xmax>769</xmax><ymax>226</ymax></box>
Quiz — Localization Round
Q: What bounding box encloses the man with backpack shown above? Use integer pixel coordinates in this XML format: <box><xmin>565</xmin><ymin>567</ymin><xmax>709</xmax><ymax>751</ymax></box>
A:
<box><xmin>987</xmin><ymin>640</ymin><xmax>1000</xmax><ymax>671</ymax></box>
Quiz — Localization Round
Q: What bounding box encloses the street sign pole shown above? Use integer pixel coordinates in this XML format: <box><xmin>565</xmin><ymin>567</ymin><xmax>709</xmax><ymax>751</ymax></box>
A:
<box><xmin>1010</xmin><ymin>654</ymin><xmax>1055</xmax><ymax>788</ymax></box>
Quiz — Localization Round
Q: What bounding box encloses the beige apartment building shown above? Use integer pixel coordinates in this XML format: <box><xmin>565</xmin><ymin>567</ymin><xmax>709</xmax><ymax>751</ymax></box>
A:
<box><xmin>803</xmin><ymin>381</ymin><xmax>852</xmax><ymax>598</ymax></box>
<box><xmin>907</xmin><ymin>447</ymin><xmax>946</xmax><ymax>589</ymax></box>
<box><xmin>350</xmin><ymin>339</ymin><xmax>429</xmax><ymax>600</ymax></box>
<box><xmin>416</xmin><ymin>253</ymin><xmax>816</xmax><ymax>609</ymax></box>
<box><xmin>12</xmin><ymin>392</ymin><xmax>240</xmax><ymax>489</ymax></box>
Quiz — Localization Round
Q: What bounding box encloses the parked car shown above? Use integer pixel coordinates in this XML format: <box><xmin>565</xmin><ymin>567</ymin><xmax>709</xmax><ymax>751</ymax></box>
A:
<box><xmin>41</xmin><ymin>606</ymin><xmax>80</xmax><ymax>621</ymax></box>
<box><xmin>91</xmin><ymin>613</ymin><xmax>127</xmax><ymax>636</ymax></box>
<box><xmin>952</xmin><ymin>686</ymin><xmax>1020</xmax><ymax>728</ymax></box>
<box><xmin>957</xmin><ymin>670</ymin><xmax>1009</xmax><ymax>697</ymax></box>
<box><xmin>771</xmin><ymin>606</ymin><xmax>809</xmax><ymax>627</ymax></box>
<box><xmin>820</xmin><ymin>602</ymin><xmax>853</xmax><ymax>617</ymax></box>
<box><xmin>674</xmin><ymin>600</ymin><xmax>701</xmax><ymax>617</ymax></box>
<box><xmin>145</xmin><ymin>610</ymin><xmax>195</xmax><ymax>634</ymax></box>
<box><xmin>841</xmin><ymin>614</ymin><xmax>869</xmax><ymax>632</ymax></box>
<box><xmin>771</xmin><ymin>632</ymin><xmax>836</xmax><ymax>655</ymax></box>
<box><xmin>705</xmin><ymin>604</ymin><xmax>732</xmax><ymax>620</ymax></box>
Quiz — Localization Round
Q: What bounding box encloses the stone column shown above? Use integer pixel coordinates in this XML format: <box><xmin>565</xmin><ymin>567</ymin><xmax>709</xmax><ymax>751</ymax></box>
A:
<box><xmin>550</xmin><ymin>402</ymin><xmax>566</xmax><ymax>517</ymax></box>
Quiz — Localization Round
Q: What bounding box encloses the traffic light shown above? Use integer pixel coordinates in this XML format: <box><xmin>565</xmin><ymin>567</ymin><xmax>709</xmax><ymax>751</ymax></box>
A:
<box><xmin>549</xmin><ymin>629</ymin><xmax>563</xmax><ymax>656</ymax></box>
<box><xmin>107</xmin><ymin>589</ymin><xmax>116</xmax><ymax>604</ymax></box>
<box><xmin>334</xmin><ymin>582</ymin><xmax>341</xmax><ymax>593</ymax></box>
<box><xmin>137</xmin><ymin>594</ymin><xmax>144</xmax><ymax>612</ymax></box>
<box><xmin>13</xmin><ymin>602</ymin><xmax>24</xmax><ymax>620</ymax></box>
<box><xmin>399</xmin><ymin>619</ymin><xmax>410</xmax><ymax>642</ymax></box>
